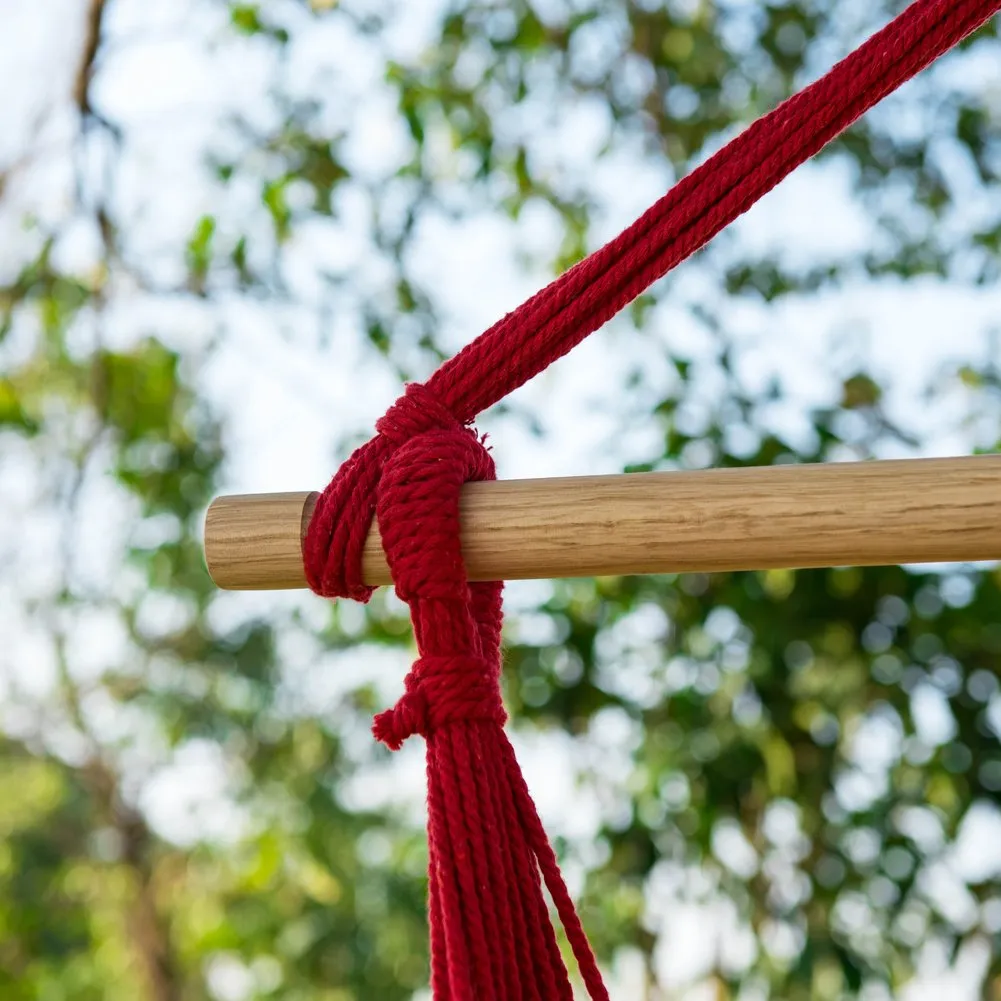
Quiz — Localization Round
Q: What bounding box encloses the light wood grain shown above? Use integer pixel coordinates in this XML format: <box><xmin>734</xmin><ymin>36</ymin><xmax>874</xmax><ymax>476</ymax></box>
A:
<box><xmin>203</xmin><ymin>455</ymin><xmax>1001</xmax><ymax>590</ymax></box>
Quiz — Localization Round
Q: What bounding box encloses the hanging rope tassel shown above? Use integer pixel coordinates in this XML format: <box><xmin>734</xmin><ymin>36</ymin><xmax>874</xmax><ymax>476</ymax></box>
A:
<box><xmin>370</xmin><ymin>398</ymin><xmax>609</xmax><ymax>1000</ymax></box>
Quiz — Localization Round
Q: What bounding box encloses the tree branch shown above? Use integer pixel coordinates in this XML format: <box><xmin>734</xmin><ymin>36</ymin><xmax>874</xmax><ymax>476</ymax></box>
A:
<box><xmin>74</xmin><ymin>0</ymin><xmax>110</xmax><ymax>119</ymax></box>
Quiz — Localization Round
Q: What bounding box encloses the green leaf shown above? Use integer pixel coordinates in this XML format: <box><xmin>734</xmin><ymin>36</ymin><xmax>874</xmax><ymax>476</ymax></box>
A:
<box><xmin>230</xmin><ymin>3</ymin><xmax>262</xmax><ymax>34</ymax></box>
<box><xmin>0</xmin><ymin>379</ymin><xmax>38</xmax><ymax>433</ymax></box>
<box><xmin>96</xmin><ymin>339</ymin><xmax>180</xmax><ymax>444</ymax></box>
<box><xmin>185</xmin><ymin>214</ymin><xmax>215</xmax><ymax>289</ymax></box>
<box><xmin>263</xmin><ymin>178</ymin><xmax>291</xmax><ymax>240</ymax></box>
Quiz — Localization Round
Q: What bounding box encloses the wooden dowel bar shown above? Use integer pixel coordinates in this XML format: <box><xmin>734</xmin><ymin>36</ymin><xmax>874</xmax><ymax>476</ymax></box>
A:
<box><xmin>203</xmin><ymin>455</ymin><xmax>1001</xmax><ymax>591</ymax></box>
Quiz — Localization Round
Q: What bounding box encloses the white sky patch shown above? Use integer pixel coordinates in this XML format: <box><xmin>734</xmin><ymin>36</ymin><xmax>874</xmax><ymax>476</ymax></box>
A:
<box><xmin>139</xmin><ymin>736</ymin><xmax>252</xmax><ymax>847</ymax></box>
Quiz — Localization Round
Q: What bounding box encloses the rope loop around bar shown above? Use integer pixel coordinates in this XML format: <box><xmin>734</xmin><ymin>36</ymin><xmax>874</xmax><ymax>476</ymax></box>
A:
<box><xmin>302</xmin><ymin>381</ymin><xmax>463</xmax><ymax>602</ymax></box>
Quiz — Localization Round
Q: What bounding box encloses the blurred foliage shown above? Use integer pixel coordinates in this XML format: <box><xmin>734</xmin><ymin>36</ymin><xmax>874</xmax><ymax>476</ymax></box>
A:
<box><xmin>1</xmin><ymin>0</ymin><xmax>1000</xmax><ymax>999</ymax></box>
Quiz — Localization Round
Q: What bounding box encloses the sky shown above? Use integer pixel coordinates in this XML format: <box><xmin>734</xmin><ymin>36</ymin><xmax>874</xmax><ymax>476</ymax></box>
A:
<box><xmin>1</xmin><ymin>1</ymin><xmax>1001</xmax><ymax>998</ymax></box>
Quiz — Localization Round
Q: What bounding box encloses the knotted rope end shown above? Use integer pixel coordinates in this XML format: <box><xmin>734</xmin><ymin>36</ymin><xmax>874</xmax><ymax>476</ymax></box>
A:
<box><xmin>373</xmin><ymin>655</ymin><xmax>507</xmax><ymax>750</ymax></box>
<box><xmin>373</xmin><ymin>689</ymin><xmax>428</xmax><ymax>750</ymax></box>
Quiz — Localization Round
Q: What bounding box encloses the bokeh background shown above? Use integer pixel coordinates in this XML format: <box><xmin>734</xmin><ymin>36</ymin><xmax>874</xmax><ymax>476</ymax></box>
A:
<box><xmin>2</xmin><ymin>0</ymin><xmax>1001</xmax><ymax>998</ymax></box>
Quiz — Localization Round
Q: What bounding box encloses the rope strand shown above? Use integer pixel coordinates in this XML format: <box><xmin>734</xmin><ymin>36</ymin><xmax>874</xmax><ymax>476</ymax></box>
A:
<box><xmin>429</xmin><ymin>0</ymin><xmax>998</xmax><ymax>422</ymax></box>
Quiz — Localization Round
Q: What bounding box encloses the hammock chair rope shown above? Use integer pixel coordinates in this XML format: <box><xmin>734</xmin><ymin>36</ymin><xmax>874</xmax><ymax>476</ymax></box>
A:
<box><xmin>300</xmin><ymin>2</ymin><xmax>1001</xmax><ymax>997</ymax></box>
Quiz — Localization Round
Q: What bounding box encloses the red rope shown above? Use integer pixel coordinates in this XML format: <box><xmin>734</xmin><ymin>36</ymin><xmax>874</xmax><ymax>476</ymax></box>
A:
<box><xmin>428</xmin><ymin>0</ymin><xmax>997</xmax><ymax>423</ymax></box>
<box><xmin>303</xmin><ymin>2</ymin><xmax>1000</xmax><ymax>997</ymax></box>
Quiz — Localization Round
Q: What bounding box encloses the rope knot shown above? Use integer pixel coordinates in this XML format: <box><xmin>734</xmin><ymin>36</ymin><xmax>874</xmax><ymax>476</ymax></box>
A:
<box><xmin>302</xmin><ymin>381</ymin><xmax>475</xmax><ymax>602</ymax></box>
<box><xmin>376</xmin><ymin>382</ymin><xmax>465</xmax><ymax>447</ymax></box>
<box><xmin>373</xmin><ymin>654</ymin><xmax>506</xmax><ymax>750</ymax></box>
